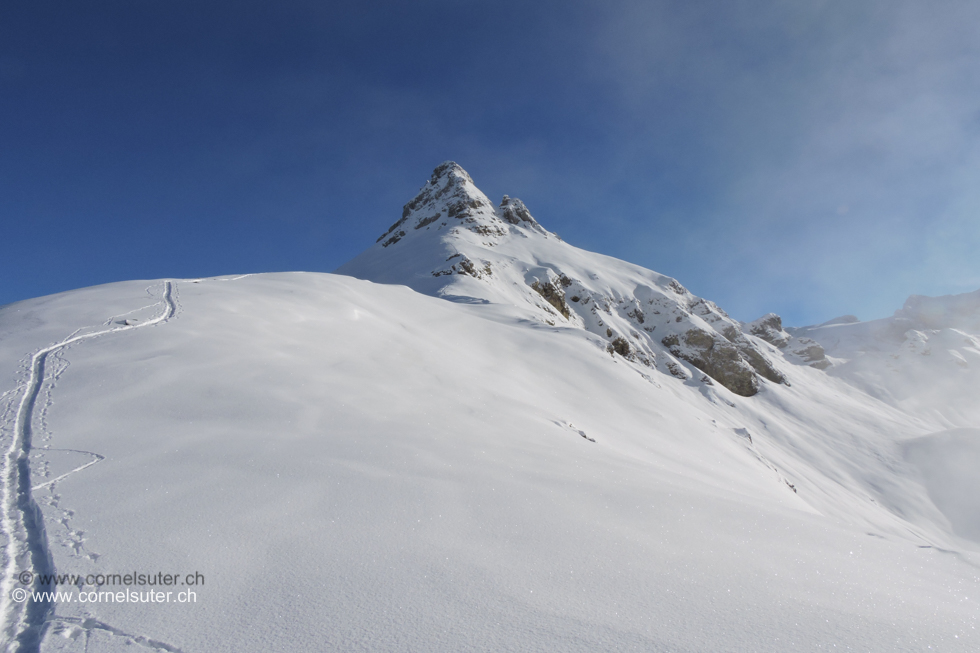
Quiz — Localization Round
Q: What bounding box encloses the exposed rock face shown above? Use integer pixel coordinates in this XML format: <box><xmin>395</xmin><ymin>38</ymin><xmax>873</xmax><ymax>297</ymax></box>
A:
<box><xmin>531</xmin><ymin>279</ymin><xmax>570</xmax><ymax>319</ymax></box>
<box><xmin>747</xmin><ymin>313</ymin><xmax>791</xmax><ymax>348</ymax></box>
<box><xmin>404</xmin><ymin>162</ymin><xmax>479</xmax><ymax>219</ymax></box>
<box><xmin>376</xmin><ymin>161</ymin><xmax>506</xmax><ymax>244</ymax></box>
<box><xmin>433</xmin><ymin>256</ymin><xmax>493</xmax><ymax>279</ymax></box>
<box><xmin>609</xmin><ymin>336</ymin><xmax>632</xmax><ymax>357</ymax></box>
<box><xmin>380</xmin><ymin>230</ymin><xmax>406</xmax><ymax>248</ymax></box>
<box><xmin>738</xmin><ymin>346</ymin><xmax>789</xmax><ymax>384</ymax></box>
<box><xmin>747</xmin><ymin>313</ymin><xmax>829</xmax><ymax>371</ymax></box>
<box><xmin>721</xmin><ymin>323</ymin><xmax>787</xmax><ymax>385</ymax></box>
<box><xmin>662</xmin><ymin>330</ymin><xmax>760</xmax><ymax>396</ymax></box>
<box><xmin>500</xmin><ymin>195</ymin><xmax>539</xmax><ymax>227</ymax></box>
<box><xmin>791</xmin><ymin>339</ymin><xmax>830</xmax><ymax>369</ymax></box>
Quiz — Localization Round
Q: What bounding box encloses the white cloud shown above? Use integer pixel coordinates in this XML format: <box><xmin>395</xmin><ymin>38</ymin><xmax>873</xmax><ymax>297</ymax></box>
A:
<box><xmin>582</xmin><ymin>0</ymin><xmax>980</xmax><ymax>323</ymax></box>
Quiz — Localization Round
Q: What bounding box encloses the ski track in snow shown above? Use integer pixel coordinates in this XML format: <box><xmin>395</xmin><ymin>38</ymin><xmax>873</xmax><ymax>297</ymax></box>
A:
<box><xmin>30</xmin><ymin>451</ymin><xmax>106</xmax><ymax>493</ymax></box>
<box><xmin>0</xmin><ymin>281</ymin><xmax>179</xmax><ymax>653</ymax></box>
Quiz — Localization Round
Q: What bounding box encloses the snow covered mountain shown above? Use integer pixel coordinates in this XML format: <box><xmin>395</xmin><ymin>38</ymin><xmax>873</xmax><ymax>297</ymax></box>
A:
<box><xmin>339</xmin><ymin>161</ymin><xmax>791</xmax><ymax>397</ymax></box>
<box><xmin>0</xmin><ymin>163</ymin><xmax>978</xmax><ymax>652</ymax></box>
<box><xmin>788</xmin><ymin>290</ymin><xmax>980</xmax><ymax>427</ymax></box>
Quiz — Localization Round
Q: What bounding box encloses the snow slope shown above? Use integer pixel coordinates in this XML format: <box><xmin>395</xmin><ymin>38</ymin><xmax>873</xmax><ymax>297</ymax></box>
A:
<box><xmin>0</xmin><ymin>164</ymin><xmax>977</xmax><ymax>652</ymax></box>
<box><xmin>788</xmin><ymin>290</ymin><xmax>980</xmax><ymax>428</ymax></box>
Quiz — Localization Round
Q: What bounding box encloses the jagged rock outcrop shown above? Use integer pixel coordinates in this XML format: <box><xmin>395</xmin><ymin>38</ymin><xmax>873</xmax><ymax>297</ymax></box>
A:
<box><xmin>789</xmin><ymin>339</ymin><xmax>830</xmax><ymax>369</ymax></box>
<box><xmin>746</xmin><ymin>313</ymin><xmax>791</xmax><ymax>348</ymax></box>
<box><xmin>531</xmin><ymin>278</ymin><xmax>571</xmax><ymax>319</ymax></box>
<box><xmin>720</xmin><ymin>324</ymin><xmax>787</xmax><ymax>385</ymax></box>
<box><xmin>608</xmin><ymin>336</ymin><xmax>632</xmax><ymax>358</ymax></box>
<box><xmin>738</xmin><ymin>345</ymin><xmax>789</xmax><ymax>384</ymax></box>
<box><xmin>662</xmin><ymin>330</ymin><xmax>760</xmax><ymax>396</ymax></box>
<box><xmin>499</xmin><ymin>195</ymin><xmax>539</xmax><ymax>227</ymax></box>
<box><xmin>747</xmin><ymin>313</ymin><xmax>829</xmax><ymax>370</ymax></box>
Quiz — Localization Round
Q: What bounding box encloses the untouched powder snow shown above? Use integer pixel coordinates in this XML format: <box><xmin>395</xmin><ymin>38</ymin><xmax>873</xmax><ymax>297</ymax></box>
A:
<box><xmin>0</xmin><ymin>163</ymin><xmax>977</xmax><ymax>651</ymax></box>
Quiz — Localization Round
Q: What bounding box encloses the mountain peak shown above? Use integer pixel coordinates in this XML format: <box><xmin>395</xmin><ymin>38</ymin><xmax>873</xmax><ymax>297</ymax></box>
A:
<box><xmin>370</xmin><ymin>162</ymin><xmax>545</xmax><ymax>248</ymax></box>
<box><xmin>401</xmin><ymin>161</ymin><xmax>492</xmax><ymax>223</ymax></box>
<box><xmin>339</xmin><ymin>162</ymin><xmax>797</xmax><ymax>398</ymax></box>
<box><xmin>429</xmin><ymin>160</ymin><xmax>473</xmax><ymax>185</ymax></box>
<box><xmin>423</xmin><ymin>163</ymin><xmax>539</xmax><ymax>227</ymax></box>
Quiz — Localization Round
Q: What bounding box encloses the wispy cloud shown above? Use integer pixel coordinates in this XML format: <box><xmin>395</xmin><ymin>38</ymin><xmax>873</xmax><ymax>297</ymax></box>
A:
<box><xmin>581</xmin><ymin>0</ymin><xmax>980</xmax><ymax>323</ymax></box>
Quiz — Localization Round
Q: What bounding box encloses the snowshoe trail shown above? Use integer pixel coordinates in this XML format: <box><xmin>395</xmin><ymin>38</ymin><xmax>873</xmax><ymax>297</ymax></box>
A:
<box><xmin>0</xmin><ymin>282</ymin><xmax>178</xmax><ymax>652</ymax></box>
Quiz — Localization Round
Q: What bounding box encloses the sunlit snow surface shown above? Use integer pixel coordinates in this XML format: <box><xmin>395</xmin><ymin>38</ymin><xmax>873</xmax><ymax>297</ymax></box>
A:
<box><xmin>0</xmin><ymin>273</ymin><xmax>977</xmax><ymax>652</ymax></box>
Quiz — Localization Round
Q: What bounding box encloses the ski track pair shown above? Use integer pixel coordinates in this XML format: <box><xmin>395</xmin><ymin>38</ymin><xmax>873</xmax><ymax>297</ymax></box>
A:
<box><xmin>0</xmin><ymin>281</ymin><xmax>183</xmax><ymax>653</ymax></box>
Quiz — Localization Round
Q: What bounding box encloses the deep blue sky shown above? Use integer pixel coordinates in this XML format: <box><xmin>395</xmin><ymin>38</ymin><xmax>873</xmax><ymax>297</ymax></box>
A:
<box><xmin>3</xmin><ymin>1</ymin><xmax>979</xmax><ymax>325</ymax></box>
